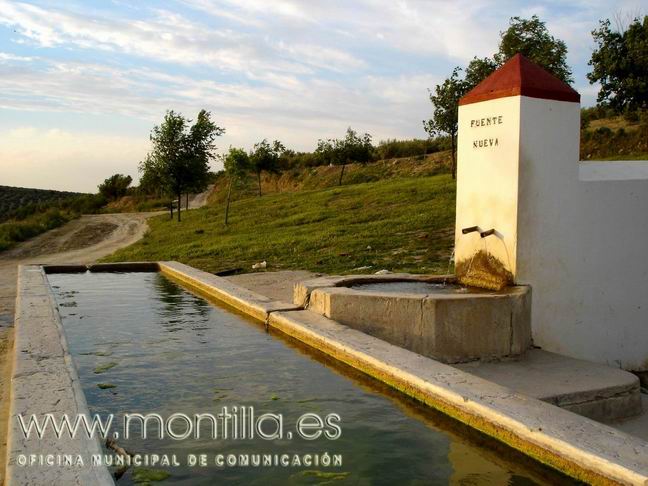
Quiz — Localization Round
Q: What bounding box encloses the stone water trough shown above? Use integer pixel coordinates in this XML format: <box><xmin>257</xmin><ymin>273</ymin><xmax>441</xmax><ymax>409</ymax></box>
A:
<box><xmin>294</xmin><ymin>274</ymin><xmax>531</xmax><ymax>364</ymax></box>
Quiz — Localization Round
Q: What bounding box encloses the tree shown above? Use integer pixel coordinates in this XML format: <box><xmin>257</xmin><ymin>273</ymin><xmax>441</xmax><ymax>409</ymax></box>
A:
<box><xmin>139</xmin><ymin>153</ymin><xmax>176</xmax><ymax>218</ymax></box>
<box><xmin>423</xmin><ymin>68</ymin><xmax>467</xmax><ymax>179</ymax></box>
<box><xmin>222</xmin><ymin>147</ymin><xmax>250</xmax><ymax>225</ymax></box>
<box><xmin>98</xmin><ymin>174</ymin><xmax>132</xmax><ymax>201</ymax></box>
<box><xmin>464</xmin><ymin>57</ymin><xmax>498</xmax><ymax>91</ymax></box>
<box><xmin>337</xmin><ymin>127</ymin><xmax>372</xmax><ymax>185</ymax></box>
<box><xmin>315</xmin><ymin>138</ymin><xmax>337</xmax><ymax>172</ymax></box>
<box><xmin>250</xmin><ymin>139</ymin><xmax>285</xmax><ymax>196</ymax></box>
<box><xmin>588</xmin><ymin>16</ymin><xmax>648</xmax><ymax>112</ymax></box>
<box><xmin>138</xmin><ymin>154</ymin><xmax>165</xmax><ymax>196</ymax></box>
<box><xmin>315</xmin><ymin>127</ymin><xmax>373</xmax><ymax>185</ymax></box>
<box><xmin>424</xmin><ymin>15</ymin><xmax>571</xmax><ymax>178</ymax></box>
<box><xmin>496</xmin><ymin>15</ymin><xmax>572</xmax><ymax>83</ymax></box>
<box><xmin>185</xmin><ymin>109</ymin><xmax>223</xmax><ymax>208</ymax></box>
<box><xmin>143</xmin><ymin>110</ymin><xmax>224</xmax><ymax>221</ymax></box>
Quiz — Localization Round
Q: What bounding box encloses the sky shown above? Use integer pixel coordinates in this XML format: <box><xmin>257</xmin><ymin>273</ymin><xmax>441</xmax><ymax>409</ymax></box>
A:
<box><xmin>0</xmin><ymin>0</ymin><xmax>643</xmax><ymax>192</ymax></box>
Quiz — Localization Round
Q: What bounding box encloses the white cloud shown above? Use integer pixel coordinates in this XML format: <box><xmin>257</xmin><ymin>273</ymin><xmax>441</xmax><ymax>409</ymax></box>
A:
<box><xmin>183</xmin><ymin>0</ymin><xmax>503</xmax><ymax>62</ymax></box>
<box><xmin>208</xmin><ymin>0</ymin><xmax>314</xmax><ymax>22</ymax></box>
<box><xmin>276</xmin><ymin>42</ymin><xmax>367</xmax><ymax>72</ymax></box>
<box><xmin>0</xmin><ymin>0</ymin><xmax>640</xmax><ymax>191</ymax></box>
<box><xmin>0</xmin><ymin>1</ymin><xmax>364</xmax><ymax>76</ymax></box>
<box><xmin>0</xmin><ymin>56</ymin><xmax>437</xmax><ymax>143</ymax></box>
<box><xmin>0</xmin><ymin>52</ymin><xmax>33</xmax><ymax>62</ymax></box>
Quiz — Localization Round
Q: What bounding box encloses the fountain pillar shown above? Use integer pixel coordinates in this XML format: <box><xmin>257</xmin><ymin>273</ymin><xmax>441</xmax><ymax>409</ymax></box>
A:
<box><xmin>454</xmin><ymin>53</ymin><xmax>580</xmax><ymax>290</ymax></box>
<box><xmin>454</xmin><ymin>54</ymin><xmax>648</xmax><ymax>374</ymax></box>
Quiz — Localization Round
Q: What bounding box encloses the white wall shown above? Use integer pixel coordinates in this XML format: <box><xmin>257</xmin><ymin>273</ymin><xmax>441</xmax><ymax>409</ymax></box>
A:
<box><xmin>579</xmin><ymin>161</ymin><xmax>648</xmax><ymax>181</ymax></box>
<box><xmin>457</xmin><ymin>95</ymin><xmax>648</xmax><ymax>371</ymax></box>
<box><xmin>516</xmin><ymin>97</ymin><xmax>648</xmax><ymax>370</ymax></box>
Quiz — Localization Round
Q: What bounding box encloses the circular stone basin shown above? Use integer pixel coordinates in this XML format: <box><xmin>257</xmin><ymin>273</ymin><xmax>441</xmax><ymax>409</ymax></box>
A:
<box><xmin>304</xmin><ymin>276</ymin><xmax>531</xmax><ymax>363</ymax></box>
<box><xmin>350</xmin><ymin>281</ymin><xmax>475</xmax><ymax>295</ymax></box>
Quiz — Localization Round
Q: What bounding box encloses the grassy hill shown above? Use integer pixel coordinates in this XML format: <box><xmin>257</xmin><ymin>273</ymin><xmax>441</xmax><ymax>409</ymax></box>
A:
<box><xmin>104</xmin><ymin>174</ymin><xmax>456</xmax><ymax>275</ymax></box>
<box><xmin>102</xmin><ymin>115</ymin><xmax>648</xmax><ymax>276</ymax></box>
<box><xmin>209</xmin><ymin>150</ymin><xmax>452</xmax><ymax>204</ymax></box>
<box><xmin>4</xmin><ymin>113</ymin><xmax>645</xmax><ymax>259</ymax></box>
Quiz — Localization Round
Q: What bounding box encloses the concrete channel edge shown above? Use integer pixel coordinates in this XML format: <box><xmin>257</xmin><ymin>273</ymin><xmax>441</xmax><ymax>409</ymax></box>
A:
<box><xmin>7</xmin><ymin>265</ymin><xmax>114</xmax><ymax>485</ymax></box>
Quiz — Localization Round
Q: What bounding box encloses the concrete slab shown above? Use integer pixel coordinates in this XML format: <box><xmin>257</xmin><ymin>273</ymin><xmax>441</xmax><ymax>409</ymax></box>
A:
<box><xmin>268</xmin><ymin>309</ymin><xmax>648</xmax><ymax>485</ymax></box>
<box><xmin>158</xmin><ymin>261</ymin><xmax>301</xmax><ymax>321</ymax></box>
<box><xmin>455</xmin><ymin>350</ymin><xmax>642</xmax><ymax>422</ymax></box>
<box><xmin>8</xmin><ymin>265</ymin><xmax>114</xmax><ymax>485</ymax></box>
<box><xmin>293</xmin><ymin>273</ymin><xmax>451</xmax><ymax>307</ymax></box>
<box><xmin>226</xmin><ymin>270</ymin><xmax>320</xmax><ymax>302</ymax></box>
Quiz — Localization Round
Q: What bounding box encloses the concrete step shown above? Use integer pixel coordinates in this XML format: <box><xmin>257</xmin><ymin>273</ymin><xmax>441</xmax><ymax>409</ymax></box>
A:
<box><xmin>454</xmin><ymin>349</ymin><xmax>642</xmax><ymax>422</ymax></box>
<box><xmin>612</xmin><ymin>395</ymin><xmax>648</xmax><ymax>441</ymax></box>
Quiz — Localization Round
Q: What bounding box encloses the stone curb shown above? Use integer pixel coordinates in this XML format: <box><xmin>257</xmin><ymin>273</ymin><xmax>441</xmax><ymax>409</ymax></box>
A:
<box><xmin>293</xmin><ymin>273</ymin><xmax>454</xmax><ymax>307</ymax></box>
<box><xmin>158</xmin><ymin>261</ymin><xmax>301</xmax><ymax>321</ymax></box>
<box><xmin>7</xmin><ymin>265</ymin><xmax>114</xmax><ymax>485</ymax></box>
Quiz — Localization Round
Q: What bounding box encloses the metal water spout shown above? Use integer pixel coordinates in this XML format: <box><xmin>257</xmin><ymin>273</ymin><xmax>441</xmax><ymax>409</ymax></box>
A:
<box><xmin>462</xmin><ymin>226</ymin><xmax>480</xmax><ymax>235</ymax></box>
<box><xmin>480</xmin><ymin>229</ymin><xmax>496</xmax><ymax>238</ymax></box>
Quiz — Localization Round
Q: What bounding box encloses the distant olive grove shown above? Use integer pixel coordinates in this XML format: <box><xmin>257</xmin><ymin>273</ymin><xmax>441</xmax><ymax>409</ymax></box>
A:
<box><xmin>0</xmin><ymin>186</ymin><xmax>107</xmax><ymax>251</ymax></box>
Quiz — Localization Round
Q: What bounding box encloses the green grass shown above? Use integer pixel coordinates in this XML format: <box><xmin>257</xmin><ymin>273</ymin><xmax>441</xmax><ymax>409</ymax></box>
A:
<box><xmin>208</xmin><ymin>150</ymin><xmax>451</xmax><ymax>204</ymax></box>
<box><xmin>104</xmin><ymin>175</ymin><xmax>456</xmax><ymax>275</ymax></box>
<box><xmin>586</xmin><ymin>115</ymin><xmax>638</xmax><ymax>132</ymax></box>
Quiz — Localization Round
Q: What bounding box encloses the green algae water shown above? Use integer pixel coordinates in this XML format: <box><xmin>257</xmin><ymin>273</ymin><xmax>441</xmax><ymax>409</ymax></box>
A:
<box><xmin>49</xmin><ymin>272</ymin><xmax>574</xmax><ymax>485</ymax></box>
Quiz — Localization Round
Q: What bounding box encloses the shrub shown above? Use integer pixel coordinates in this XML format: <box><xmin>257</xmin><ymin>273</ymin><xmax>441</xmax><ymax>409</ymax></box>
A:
<box><xmin>0</xmin><ymin>208</ymin><xmax>73</xmax><ymax>251</ymax></box>
<box><xmin>595</xmin><ymin>126</ymin><xmax>613</xmax><ymax>136</ymax></box>
<box><xmin>624</xmin><ymin>109</ymin><xmax>640</xmax><ymax>123</ymax></box>
<box><xmin>374</xmin><ymin>138</ymin><xmax>449</xmax><ymax>160</ymax></box>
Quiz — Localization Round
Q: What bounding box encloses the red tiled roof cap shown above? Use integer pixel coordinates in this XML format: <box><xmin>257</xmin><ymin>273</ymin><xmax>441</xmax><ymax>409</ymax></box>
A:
<box><xmin>459</xmin><ymin>53</ymin><xmax>580</xmax><ymax>106</ymax></box>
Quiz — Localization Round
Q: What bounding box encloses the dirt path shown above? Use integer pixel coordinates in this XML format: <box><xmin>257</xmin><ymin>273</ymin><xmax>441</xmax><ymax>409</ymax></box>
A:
<box><xmin>188</xmin><ymin>184</ymin><xmax>213</xmax><ymax>209</ymax></box>
<box><xmin>0</xmin><ymin>212</ymin><xmax>152</xmax><ymax>322</ymax></box>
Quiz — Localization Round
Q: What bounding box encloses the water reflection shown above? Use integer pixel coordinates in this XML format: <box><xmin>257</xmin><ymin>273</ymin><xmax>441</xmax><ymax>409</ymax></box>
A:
<box><xmin>49</xmin><ymin>272</ymin><xmax>575</xmax><ymax>485</ymax></box>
